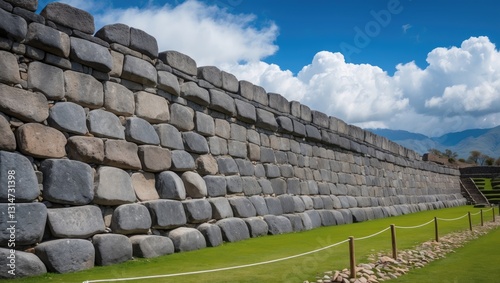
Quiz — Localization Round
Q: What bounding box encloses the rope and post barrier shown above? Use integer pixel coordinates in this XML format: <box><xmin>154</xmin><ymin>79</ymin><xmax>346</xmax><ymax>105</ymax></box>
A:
<box><xmin>390</xmin><ymin>224</ymin><xmax>397</xmax><ymax>259</ymax></box>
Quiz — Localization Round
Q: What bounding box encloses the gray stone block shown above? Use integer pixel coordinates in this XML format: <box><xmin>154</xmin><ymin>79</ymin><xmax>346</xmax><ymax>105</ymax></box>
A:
<box><xmin>0</xmin><ymin>151</ymin><xmax>39</xmax><ymax>202</ymax></box>
<box><xmin>268</xmin><ymin>92</ymin><xmax>290</xmax><ymax>113</ymax></box>
<box><xmin>276</xmin><ymin>116</ymin><xmax>293</xmax><ymax>133</ymax></box>
<box><xmin>203</xmin><ymin>175</ymin><xmax>226</xmax><ymax>197</ymax></box>
<box><xmin>265</xmin><ymin>164</ymin><xmax>280</xmax><ymax>178</ymax></box>
<box><xmin>209</xmin><ymin>136</ymin><xmax>228</xmax><ymax>155</ymax></box>
<box><xmin>216</xmin><ymin>217</ymin><xmax>250</xmax><ymax>242</ymax></box>
<box><xmin>95</xmin><ymin>23</ymin><xmax>129</xmax><ymax>46</ymax></box>
<box><xmin>110</xmin><ymin>203</ymin><xmax>152</xmax><ymax>235</ymax></box>
<box><xmin>311</xmin><ymin>110</ymin><xmax>329</xmax><ymax>128</ymax></box>
<box><xmin>122</xmin><ymin>55</ymin><xmax>157</xmax><ymax>86</ymax></box>
<box><xmin>64</xmin><ymin>70</ymin><xmax>103</xmax><ymax>108</ymax></box>
<box><xmin>228</xmin><ymin>140</ymin><xmax>247</xmax><ymax>158</ymax></box>
<box><xmin>130</xmin><ymin>235</ymin><xmax>174</xmax><ymax>258</ymax></box>
<box><xmin>230</xmin><ymin>124</ymin><xmax>247</xmax><ymax>141</ymax></box>
<box><xmin>283</xmin><ymin>214</ymin><xmax>304</xmax><ymax>232</ymax></box>
<box><xmin>318</xmin><ymin>210</ymin><xmax>337</xmax><ymax>226</ymax></box>
<box><xmin>144</xmin><ymin>199</ymin><xmax>187</xmax><ymax>229</ymax></box>
<box><xmin>196</xmin><ymin>224</ymin><xmax>223</xmax><ymax>249</ymax></box>
<box><xmin>138</xmin><ymin>145</ymin><xmax>171</xmax><ymax>172</ymax></box>
<box><xmin>198</xmin><ymin>66</ymin><xmax>222</xmax><ymax>88</ymax></box>
<box><xmin>218</xmin><ymin>157</ymin><xmax>238</xmax><ymax>175</ymax></box>
<box><xmin>0</xmin><ymin>203</ymin><xmax>46</xmax><ymax>246</ymax></box>
<box><xmin>0</xmin><ymin>116</ymin><xmax>15</xmax><ymax>151</ymax></box>
<box><xmin>28</xmin><ymin>61</ymin><xmax>64</xmax><ymax>100</ymax></box>
<box><xmin>256</xmin><ymin>109</ymin><xmax>278</xmax><ymax>131</ymax></box>
<box><xmin>292</xmin><ymin>196</ymin><xmax>306</xmax><ymax>212</ymax></box>
<box><xmin>265</xmin><ymin>197</ymin><xmax>283</xmax><ymax>215</ymax></box>
<box><xmin>221</xmin><ymin>71</ymin><xmax>239</xmax><ymax>93</ymax></box>
<box><xmin>48</xmin><ymin>102</ymin><xmax>87</xmax><ymax>135</ymax></box>
<box><xmin>183</xmin><ymin>131</ymin><xmax>209</xmax><ymax>154</ymax></box>
<box><xmin>260</xmin><ymin>147</ymin><xmax>276</xmax><ymax>163</ymax></box>
<box><xmin>270</xmin><ymin>178</ymin><xmax>287</xmax><ymax>195</ymax></box>
<box><xmin>258</xmin><ymin>178</ymin><xmax>273</xmax><ymax>194</ymax></box>
<box><xmin>349</xmin><ymin>208</ymin><xmax>367</xmax><ymax>223</ymax></box>
<box><xmin>182</xmin><ymin>199</ymin><xmax>212</xmax><ymax>223</ymax></box>
<box><xmin>287</xmin><ymin>178</ymin><xmax>300</xmax><ymax>195</ymax></box>
<box><xmin>235</xmin><ymin>159</ymin><xmax>254</xmax><ymax>176</ymax></box>
<box><xmin>93</xmin><ymin>234</ymin><xmax>132</xmax><ymax>266</ymax></box>
<box><xmin>168</xmin><ymin>227</ymin><xmax>206</xmax><ymax>252</ymax></box>
<box><xmin>47</xmin><ymin>205</ymin><xmax>105</xmax><ymax>238</ymax></box>
<box><xmin>70</xmin><ymin>37</ymin><xmax>112</xmax><ymax>72</ymax></box>
<box><xmin>0</xmin><ymin>84</ymin><xmax>49</xmax><ymax>123</ymax></box>
<box><xmin>88</xmin><ymin>109</ymin><xmax>124</xmax><ymax>139</ymax></box>
<box><xmin>155</xmin><ymin>124</ymin><xmax>184</xmax><ymax>150</ymax></box>
<box><xmin>103</xmin><ymin>140</ymin><xmax>142</xmax><ymax>170</ymax></box>
<box><xmin>0</xmin><ymin>248</ymin><xmax>46</xmax><ymax>279</ymax></box>
<box><xmin>170</xmin><ymin>103</ymin><xmax>195</xmax><ymax>131</ymax></box>
<box><xmin>159</xmin><ymin>50</ymin><xmax>197</xmax><ymax>76</ymax></box>
<box><xmin>209</xmin><ymin>89</ymin><xmax>235</xmax><ymax>115</ymax></box>
<box><xmin>35</xmin><ymin>239</ymin><xmax>94</xmax><ymax>274</ymax></box>
<box><xmin>208</xmin><ymin>197</ymin><xmax>233</xmax><ymax>219</ymax></box>
<box><xmin>0</xmin><ymin>7</ymin><xmax>27</xmax><ymax>42</ymax></box>
<box><xmin>311</xmin><ymin>196</ymin><xmax>324</xmax><ymax>209</ymax></box>
<box><xmin>253</xmin><ymin>85</ymin><xmax>268</xmax><ymax>105</ymax></box>
<box><xmin>5</xmin><ymin>0</ymin><xmax>37</xmax><ymax>11</ymax></box>
<box><xmin>94</xmin><ymin>166</ymin><xmax>136</xmax><ymax>205</ymax></box>
<box><xmin>0</xmin><ymin>51</ymin><xmax>21</xmax><ymax>85</ymax></box>
<box><xmin>158</xmin><ymin>71</ymin><xmax>180</xmax><ymax>95</ymax></box>
<box><xmin>238</xmin><ymin>80</ymin><xmax>254</xmax><ymax>100</ymax></box>
<box><xmin>181</xmin><ymin>171</ymin><xmax>207</xmax><ymax>198</ymax></box>
<box><xmin>228</xmin><ymin>197</ymin><xmax>256</xmax><ymax>218</ymax></box>
<box><xmin>278</xmin><ymin>194</ymin><xmax>295</xmax><ymax>214</ymax></box>
<box><xmin>181</xmin><ymin>81</ymin><xmax>209</xmax><ymax>106</ymax></box>
<box><xmin>41</xmin><ymin>159</ymin><xmax>93</xmax><ymax>205</ymax></box>
<box><xmin>134</xmin><ymin>91</ymin><xmax>169</xmax><ymax>123</ymax></box>
<box><xmin>304</xmin><ymin>210</ymin><xmax>322</xmax><ymax>228</ymax></box>
<box><xmin>131</xmin><ymin>172</ymin><xmax>159</xmax><ymax>201</ymax></box>
<box><xmin>234</xmin><ymin>99</ymin><xmax>256</xmax><ymax>123</ymax></box>
<box><xmin>292</xmin><ymin>120</ymin><xmax>306</xmax><ymax>137</ymax></box>
<box><xmin>125</xmin><ymin>117</ymin><xmax>160</xmax><ymax>145</ymax></box>
<box><xmin>244</xmin><ymin>217</ymin><xmax>268</xmax><ymax>238</ymax></box>
<box><xmin>156</xmin><ymin>171</ymin><xmax>186</xmax><ymax>200</ymax></box>
<box><xmin>246</xmin><ymin>195</ymin><xmax>267</xmax><ymax>216</ymax></box>
<box><xmin>130</xmin><ymin>27</ymin><xmax>158</xmax><ymax>58</ymax></box>
<box><xmin>226</xmin><ymin>175</ymin><xmax>242</xmax><ymax>194</ymax></box>
<box><xmin>242</xmin><ymin>176</ymin><xmax>262</xmax><ymax>196</ymax></box>
<box><xmin>171</xmin><ymin>150</ymin><xmax>195</xmax><ymax>171</ymax></box>
<box><xmin>305</xmin><ymin>125</ymin><xmax>322</xmax><ymax>141</ymax></box>
<box><xmin>41</xmin><ymin>2</ymin><xmax>94</xmax><ymax>33</ymax></box>
<box><xmin>298</xmin><ymin>212</ymin><xmax>313</xmax><ymax>230</ymax></box>
<box><xmin>264</xmin><ymin>215</ymin><xmax>293</xmax><ymax>235</ymax></box>
<box><xmin>195</xmin><ymin>112</ymin><xmax>215</xmax><ymax>136</ymax></box>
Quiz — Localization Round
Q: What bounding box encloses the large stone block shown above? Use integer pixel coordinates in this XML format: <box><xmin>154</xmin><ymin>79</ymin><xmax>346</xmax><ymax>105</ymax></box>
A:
<box><xmin>156</xmin><ymin>171</ymin><xmax>186</xmax><ymax>200</ymax></box>
<box><xmin>234</xmin><ymin>99</ymin><xmax>256</xmax><ymax>123</ymax></box>
<box><xmin>235</xmin><ymin>159</ymin><xmax>254</xmax><ymax>176</ymax></box>
<box><xmin>94</xmin><ymin>166</ymin><xmax>136</xmax><ymax>205</ymax></box>
<box><xmin>144</xmin><ymin>199</ymin><xmax>187</xmax><ymax>229</ymax></box>
<box><xmin>66</xmin><ymin>136</ymin><xmax>104</xmax><ymax>163</ymax></box>
<box><xmin>182</xmin><ymin>199</ymin><xmax>212</xmax><ymax>223</ymax></box>
<box><xmin>16</xmin><ymin>123</ymin><xmax>66</xmax><ymax>158</ymax></box>
<box><xmin>195</xmin><ymin>111</ymin><xmax>215</xmax><ymax>136</ymax></box>
<box><xmin>265</xmin><ymin>197</ymin><xmax>283</xmax><ymax>215</ymax></box>
<box><xmin>4</xmin><ymin>0</ymin><xmax>38</xmax><ymax>11</ymax></box>
<box><xmin>0</xmin><ymin>248</ymin><xmax>47</xmax><ymax>279</ymax></box>
<box><xmin>41</xmin><ymin>2</ymin><xmax>94</xmax><ymax>34</ymax></box>
<box><xmin>221</xmin><ymin>71</ymin><xmax>239</xmax><ymax>93</ymax></box>
<box><xmin>103</xmin><ymin>140</ymin><xmax>141</xmax><ymax>170</ymax></box>
<box><xmin>226</xmin><ymin>175</ymin><xmax>242</xmax><ymax>194</ymax></box>
<box><xmin>247</xmin><ymin>195</ymin><xmax>268</xmax><ymax>216</ymax></box>
<box><xmin>103</xmin><ymin>81</ymin><xmax>135</xmax><ymax>116</ymax></box>
<box><xmin>0</xmin><ymin>151</ymin><xmax>39</xmax><ymax>202</ymax></box>
<box><xmin>180</xmin><ymin>81</ymin><xmax>210</xmax><ymax>106</ymax></box>
<box><xmin>88</xmin><ymin>109</ymin><xmax>124</xmax><ymax>139</ymax></box>
<box><xmin>298</xmin><ymin>212</ymin><xmax>313</xmax><ymax>231</ymax></box>
<box><xmin>209</xmin><ymin>136</ymin><xmax>228</xmax><ymax>155</ymax></box>
<box><xmin>130</xmin><ymin>235</ymin><xmax>174</xmax><ymax>258</ymax></box>
<box><xmin>47</xmin><ymin>205</ymin><xmax>105</xmax><ymax>238</ymax></box>
<box><xmin>318</xmin><ymin>210</ymin><xmax>337</xmax><ymax>226</ymax></box>
<box><xmin>157</xmin><ymin>71</ymin><xmax>180</xmax><ymax>95</ymax></box>
<box><xmin>70</xmin><ymin>37</ymin><xmax>112</xmax><ymax>72</ymax></box>
<box><xmin>270</xmin><ymin>178</ymin><xmax>287</xmax><ymax>195</ymax></box>
<box><xmin>244</xmin><ymin>217</ymin><xmax>268</xmax><ymax>238</ymax></box>
<box><xmin>264</xmin><ymin>215</ymin><xmax>293</xmax><ymax>235</ymax></box>
<box><xmin>125</xmin><ymin>117</ymin><xmax>160</xmax><ymax>145</ymax></box>
<box><xmin>0</xmin><ymin>7</ymin><xmax>27</xmax><ymax>42</ymax></box>
<box><xmin>204</xmin><ymin>175</ymin><xmax>226</xmax><ymax>197</ymax></box>
<box><xmin>40</xmin><ymin>159</ymin><xmax>93</xmax><ymax>205</ymax></box>
<box><xmin>130</xmin><ymin>27</ymin><xmax>158</xmax><ymax>59</ymax></box>
<box><xmin>131</xmin><ymin>172</ymin><xmax>159</xmax><ymax>201</ymax></box>
<box><xmin>183</xmin><ymin>132</ymin><xmax>209</xmax><ymax>154</ymax></box>
<box><xmin>95</xmin><ymin>23</ymin><xmax>130</xmax><ymax>45</ymax></box>
<box><xmin>170</xmin><ymin>103</ymin><xmax>194</xmax><ymax>131</ymax></box>
<box><xmin>256</xmin><ymin>109</ymin><xmax>278</xmax><ymax>131</ymax></box>
<box><xmin>159</xmin><ymin>51</ymin><xmax>197</xmax><ymax>76</ymax></box>
<box><xmin>283</xmin><ymin>214</ymin><xmax>304</xmax><ymax>232</ymax></box>
<box><xmin>110</xmin><ymin>203</ymin><xmax>152</xmax><ymax>235</ymax></box>
<box><xmin>268</xmin><ymin>92</ymin><xmax>290</xmax><ymax>113</ymax></box>
<box><xmin>228</xmin><ymin>197</ymin><xmax>256</xmax><ymax>218</ymax></box>
<box><xmin>170</xmin><ymin>150</ymin><xmax>195</xmax><ymax>171</ymax></box>
<box><xmin>196</xmin><ymin>154</ymin><xmax>218</xmax><ymax>175</ymax></box>
<box><xmin>228</xmin><ymin>140</ymin><xmax>247</xmax><ymax>159</ymax></box>
<box><xmin>209</xmin><ymin>89</ymin><xmax>235</xmax><ymax>115</ymax></box>
<box><xmin>181</xmin><ymin>171</ymin><xmax>207</xmax><ymax>198</ymax></box>
<box><xmin>278</xmin><ymin>194</ymin><xmax>295</xmax><ymax>214</ymax></box>
<box><xmin>0</xmin><ymin>51</ymin><xmax>21</xmax><ymax>85</ymax></box>
<box><xmin>35</xmin><ymin>239</ymin><xmax>95</xmax><ymax>274</ymax></box>
<box><xmin>216</xmin><ymin>217</ymin><xmax>250</xmax><ymax>242</ymax></box>
<box><xmin>93</xmin><ymin>234</ymin><xmax>132</xmax><ymax>266</ymax></box>
<box><xmin>122</xmin><ymin>55</ymin><xmax>157</xmax><ymax>86</ymax></box>
<box><xmin>0</xmin><ymin>84</ymin><xmax>48</xmax><ymax>123</ymax></box>
<box><xmin>0</xmin><ymin>115</ymin><xmax>15</xmax><ymax>151</ymax></box>
<box><xmin>138</xmin><ymin>145</ymin><xmax>171</xmax><ymax>172</ymax></box>
<box><xmin>154</xmin><ymin>124</ymin><xmax>184</xmax><ymax>150</ymax></box>
<box><xmin>218</xmin><ymin>157</ymin><xmax>238</xmax><ymax>175</ymax></box>
<box><xmin>168</xmin><ymin>227</ymin><xmax>206</xmax><ymax>252</ymax></box>
<box><xmin>197</xmin><ymin>223</ymin><xmax>222</xmax><ymax>247</ymax></box>
<box><xmin>134</xmin><ymin>91</ymin><xmax>169</xmax><ymax>123</ymax></box>
<box><xmin>64</xmin><ymin>70</ymin><xmax>103</xmax><ymax>108</ymax></box>
<box><xmin>208</xmin><ymin>197</ymin><xmax>233</xmax><ymax>219</ymax></box>
<box><xmin>48</xmin><ymin>102</ymin><xmax>87</xmax><ymax>135</ymax></box>
<box><xmin>242</xmin><ymin>176</ymin><xmax>262</xmax><ymax>196</ymax></box>
<box><xmin>0</xmin><ymin>203</ymin><xmax>46</xmax><ymax>246</ymax></box>
<box><xmin>305</xmin><ymin>210</ymin><xmax>322</xmax><ymax>229</ymax></box>
<box><xmin>276</xmin><ymin>116</ymin><xmax>293</xmax><ymax>133</ymax></box>
<box><xmin>198</xmin><ymin>66</ymin><xmax>222</xmax><ymax>88</ymax></box>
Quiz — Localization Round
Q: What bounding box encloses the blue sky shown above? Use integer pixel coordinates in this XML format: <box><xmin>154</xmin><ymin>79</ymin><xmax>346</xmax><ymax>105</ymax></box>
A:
<box><xmin>38</xmin><ymin>0</ymin><xmax>500</xmax><ymax>136</ymax></box>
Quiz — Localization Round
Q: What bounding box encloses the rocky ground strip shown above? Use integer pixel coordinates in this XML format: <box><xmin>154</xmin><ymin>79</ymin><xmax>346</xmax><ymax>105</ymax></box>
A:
<box><xmin>308</xmin><ymin>218</ymin><xmax>500</xmax><ymax>283</ymax></box>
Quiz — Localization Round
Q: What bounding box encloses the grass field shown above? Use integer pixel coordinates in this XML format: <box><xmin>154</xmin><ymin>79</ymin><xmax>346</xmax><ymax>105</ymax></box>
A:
<box><xmin>6</xmin><ymin>206</ymin><xmax>497</xmax><ymax>283</ymax></box>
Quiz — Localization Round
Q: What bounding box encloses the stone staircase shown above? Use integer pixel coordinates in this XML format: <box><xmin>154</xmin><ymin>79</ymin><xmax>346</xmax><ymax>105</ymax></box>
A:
<box><xmin>460</xmin><ymin>178</ymin><xmax>490</xmax><ymax>206</ymax></box>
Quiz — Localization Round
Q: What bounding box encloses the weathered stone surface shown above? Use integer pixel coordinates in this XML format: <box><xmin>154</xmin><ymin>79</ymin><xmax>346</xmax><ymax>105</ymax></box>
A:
<box><xmin>318</xmin><ymin>210</ymin><xmax>337</xmax><ymax>226</ymax></box>
<box><xmin>144</xmin><ymin>199</ymin><xmax>187</xmax><ymax>229</ymax></box>
<box><xmin>265</xmin><ymin>197</ymin><xmax>283</xmax><ymax>215</ymax></box>
<box><xmin>0</xmin><ymin>51</ymin><xmax>21</xmax><ymax>84</ymax></box>
<box><xmin>64</xmin><ymin>70</ymin><xmax>103</xmax><ymax>108</ymax></box>
<box><xmin>204</xmin><ymin>175</ymin><xmax>226</xmax><ymax>197</ymax></box>
<box><xmin>47</xmin><ymin>205</ymin><xmax>105</xmax><ymax>238</ymax></box>
<box><xmin>209</xmin><ymin>89</ymin><xmax>235</xmax><ymax>115</ymax></box>
<box><xmin>221</xmin><ymin>71</ymin><xmax>238</xmax><ymax>93</ymax></box>
<box><xmin>130</xmin><ymin>235</ymin><xmax>174</xmax><ymax>258</ymax></box>
<box><xmin>270</xmin><ymin>178</ymin><xmax>287</xmax><ymax>195</ymax></box>
<box><xmin>264</xmin><ymin>215</ymin><xmax>293</xmax><ymax>235</ymax></box>
<box><xmin>243</xmin><ymin>217</ymin><xmax>268</xmax><ymax>238</ymax></box>
<box><xmin>216</xmin><ymin>218</ymin><xmax>250</xmax><ymax>242</ymax></box>
<box><xmin>4</xmin><ymin>0</ymin><xmax>38</xmax><ymax>11</ymax></box>
<box><xmin>70</xmin><ymin>37</ymin><xmax>112</xmax><ymax>72</ymax></box>
<box><xmin>235</xmin><ymin>159</ymin><xmax>254</xmax><ymax>176</ymax></box>
<box><xmin>182</xmin><ymin>199</ymin><xmax>212</xmax><ymax>223</ymax></box>
<box><xmin>168</xmin><ymin>227</ymin><xmax>206</xmax><ymax>252</ymax></box>
<box><xmin>208</xmin><ymin>197</ymin><xmax>233</xmax><ymax>220</ymax></box>
<box><xmin>311</xmin><ymin>110</ymin><xmax>329</xmax><ymax>128</ymax></box>
<box><xmin>276</xmin><ymin>116</ymin><xmax>293</xmax><ymax>133</ymax></box>
<box><xmin>170</xmin><ymin>150</ymin><xmax>195</xmax><ymax>171</ymax></box>
<box><xmin>0</xmin><ymin>116</ymin><xmax>15</xmax><ymax>151</ymax></box>
<box><xmin>305</xmin><ymin>125</ymin><xmax>322</xmax><ymax>141</ymax></box>
<box><xmin>234</xmin><ymin>99</ymin><xmax>256</xmax><ymax>123</ymax></box>
<box><xmin>66</xmin><ymin>136</ymin><xmax>104</xmax><ymax>163</ymax></box>
<box><xmin>198</xmin><ymin>66</ymin><xmax>222</xmax><ymax>88</ymax></box>
<box><xmin>48</xmin><ymin>102</ymin><xmax>87</xmax><ymax>134</ymax></box>
<box><xmin>0</xmin><ymin>84</ymin><xmax>48</xmax><ymax>122</ymax></box>
<box><xmin>209</xmin><ymin>136</ymin><xmax>228</xmax><ymax>156</ymax></box>
<box><xmin>0</xmin><ymin>203</ymin><xmax>46</xmax><ymax>246</ymax></box>
<box><xmin>242</xmin><ymin>176</ymin><xmax>262</xmax><ymax>196</ymax></box>
<box><xmin>40</xmin><ymin>159</ymin><xmax>93</xmax><ymax>205</ymax></box>
<box><xmin>110</xmin><ymin>203</ymin><xmax>152</xmax><ymax>234</ymax></box>
<box><xmin>256</xmin><ymin>109</ymin><xmax>278</xmax><ymax>131</ymax></box>
<box><xmin>0</xmin><ymin>248</ymin><xmax>47</xmax><ymax>279</ymax></box>
<box><xmin>28</xmin><ymin>62</ymin><xmax>64</xmax><ymax>100</ymax></box>
<box><xmin>195</xmin><ymin>111</ymin><xmax>215</xmax><ymax>136</ymax></box>
<box><xmin>305</xmin><ymin>210</ymin><xmax>322</xmax><ymax>228</ymax></box>
<box><xmin>17</xmin><ymin>123</ymin><xmax>66</xmax><ymax>158</ymax></box>
<box><xmin>155</xmin><ymin>124</ymin><xmax>184</xmax><ymax>150</ymax></box>
<box><xmin>36</xmin><ymin>239</ymin><xmax>94</xmax><ymax>274</ymax></box>
<box><xmin>0</xmin><ymin>151</ymin><xmax>39</xmax><ymax>202</ymax></box>
<box><xmin>134</xmin><ymin>91</ymin><xmax>169</xmax><ymax>123</ymax></box>
<box><xmin>125</xmin><ymin>117</ymin><xmax>160</xmax><ymax>145</ymax></box>
<box><xmin>41</xmin><ymin>2</ymin><xmax>94</xmax><ymax>34</ymax></box>
<box><xmin>170</xmin><ymin>103</ymin><xmax>195</xmax><ymax>131</ymax></box>
<box><xmin>131</xmin><ymin>172</ymin><xmax>159</xmax><ymax>201</ymax></box>
<box><xmin>218</xmin><ymin>157</ymin><xmax>238</xmax><ymax>175</ymax></box>
<box><xmin>103</xmin><ymin>140</ymin><xmax>142</xmax><ymax>170</ymax></box>
<box><xmin>298</xmin><ymin>212</ymin><xmax>313</xmax><ymax>230</ymax></box>
<box><xmin>158</xmin><ymin>71</ymin><xmax>180</xmax><ymax>95</ymax></box>
<box><xmin>159</xmin><ymin>51</ymin><xmax>197</xmax><ymax>76</ymax></box>
<box><xmin>95</xmin><ymin>23</ymin><xmax>130</xmax><ymax>46</ymax></box>
<box><xmin>265</xmin><ymin>164</ymin><xmax>280</xmax><ymax>178</ymax></box>
<box><xmin>350</xmin><ymin>208</ymin><xmax>367</xmax><ymax>223</ymax></box>
<box><xmin>182</xmin><ymin>131</ymin><xmax>209</xmax><ymax>154</ymax></box>
<box><xmin>138</xmin><ymin>145</ymin><xmax>171</xmax><ymax>172</ymax></box>
<box><xmin>196</xmin><ymin>155</ymin><xmax>218</xmax><ymax>175</ymax></box>
<box><xmin>268</xmin><ymin>92</ymin><xmax>290</xmax><ymax>114</ymax></box>
<box><xmin>248</xmin><ymin>195</ymin><xmax>268</xmax><ymax>216</ymax></box>
<box><xmin>122</xmin><ymin>55</ymin><xmax>157</xmax><ymax>86</ymax></box>
<box><xmin>181</xmin><ymin>171</ymin><xmax>207</xmax><ymax>198</ymax></box>
<box><xmin>278</xmin><ymin>194</ymin><xmax>295</xmax><ymax>214</ymax></box>
<box><xmin>253</xmin><ymin>85</ymin><xmax>267</xmax><ymax>106</ymax></box>
<box><xmin>130</xmin><ymin>27</ymin><xmax>158</xmax><ymax>59</ymax></box>
<box><xmin>93</xmin><ymin>234</ymin><xmax>132</xmax><ymax>266</ymax></box>
<box><xmin>283</xmin><ymin>214</ymin><xmax>304</xmax><ymax>232</ymax></box>
<box><xmin>238</xmin><ymin>80</ymin><xmax>254</xmax><ymax>100</ymax></box>
<box><xmin>226</xmin><ymin>175</ymin><xmax>242</xmax><ymax>194</ymax></box>
<box><xmin>228</xmin><ymin>140</ymin><xmax>247</xmax><ymax>159</ymax></box>
<box><xmin>228</xmin><ymin>197</ymin><xmax>256</xmax><ymax>218</ymax></box>
<box><xmin>181</xmin><ymin>81</ymin><xmax>210</xmax><ymax>106</ymax></box>
<box><xmin>0</xmin><ymin>8</ymin><xmax>27</xmax><ymax>42</ymax></box>
<box><xmin>94</xmin><ymin>166</ymin><xmax>136</xmax><ymax>205</ymax></box>
<box><xmin>103</xmin><ymin>81</ymin><xmax>135</xmax><ymax>116</ymax></box>
<box><xmin>197</xmin><ymin>223</ymin><xmax>222</xmax><ymax>247</ymax></box>
<box><xmin>88</xmin><ymin>109</ymin><xmax>124</xmax><ymax>139</ymax></box>
<box><xmin>292</xmin><ymin>120</ymin><xmax>306</xmax><ymax>137</ymax></box>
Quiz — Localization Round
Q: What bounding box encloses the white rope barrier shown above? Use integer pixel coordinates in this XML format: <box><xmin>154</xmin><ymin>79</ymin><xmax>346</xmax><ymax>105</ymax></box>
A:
<box><xmin>355</xmin><ymin>227</ymin><xmax>391</xmax><ymax>241</ymax></box>
<box><xmin>83</xmin><ymin>238</ymin><xmax>350</xmax><ymax>283</ymax></box>
<box><xmin>470</xmin><ymin>211</ymin><xmax>482</xmax><ymax>216</ymax></box>
<box><xmin>395</xmin><ymin>218</ymin><xmax>435</xmax><ymax>229</ymax></box>
<box><xmin>437</xmin><ymin>213</ymin><xmax>468</xmax><ymax>222</ymax></box>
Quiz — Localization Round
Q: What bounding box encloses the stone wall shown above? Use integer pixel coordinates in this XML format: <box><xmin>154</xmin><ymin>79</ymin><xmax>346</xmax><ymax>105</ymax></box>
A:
<box><xmin>0</xmin><ymin>1</ymin><xmax>466</xmax><ymax>279</ymax></box>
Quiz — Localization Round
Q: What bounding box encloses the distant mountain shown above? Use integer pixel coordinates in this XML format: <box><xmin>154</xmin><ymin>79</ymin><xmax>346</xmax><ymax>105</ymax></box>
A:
<box><xmin>367</xmin><ymin>126</ymin><xmax>500</xmax><ymax>159</ymax></box>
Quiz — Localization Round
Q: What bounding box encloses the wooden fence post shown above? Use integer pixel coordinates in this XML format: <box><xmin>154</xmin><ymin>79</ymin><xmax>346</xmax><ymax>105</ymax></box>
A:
<box><xmin>480</xmin><ymin>209</ymin><xmax>484</xmax><ymax>226</ymax></box>
<box><xmin>434</xmin><ymin>217</ymin><xmax>439</xmax><ymax>242</ymax></box>
<box><xmin>390</xmin><ymin>224</ymin><xmax>397</xmax><ymax>259</ymax></box>
<box><xmin>493</xmin><ymin>207</ymin><xmax>496</xmax><ymax>222</ymax></box>
<box><xmin>349</xmin><ymin>236</ymin><xmax>356</xmax><ymax>279</ymax></box>
<box><xmin>468</xmin><ymin>212</ymin><xmax>472</xmax><ymax>231</ymax></box>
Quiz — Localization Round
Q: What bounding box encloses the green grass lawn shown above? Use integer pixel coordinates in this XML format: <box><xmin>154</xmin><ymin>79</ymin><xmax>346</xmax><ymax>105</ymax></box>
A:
<box><xmin>6</xmin><ymin>206</ymin><xmax>497</xmax><ymax>283</ymax></box>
